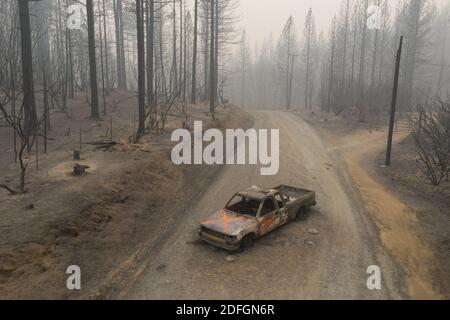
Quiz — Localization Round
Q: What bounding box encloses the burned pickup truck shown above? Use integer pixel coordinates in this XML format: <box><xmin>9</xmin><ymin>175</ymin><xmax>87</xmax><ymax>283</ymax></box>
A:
<box><xmin>199</xmin><ymin>185</ymin><xmax>316</xmax><ymax>251</ymax></box>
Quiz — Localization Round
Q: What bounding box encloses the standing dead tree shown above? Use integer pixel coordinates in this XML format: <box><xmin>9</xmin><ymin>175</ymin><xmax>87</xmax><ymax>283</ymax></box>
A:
<box><xmin>276</xmin><ymin>16</ymin><xmax>298</xmax><ymax>110</ymax></box>
<box><xmin>302</xmin><ymin>8</ymin><xmax>316</xmax><ymax>110</ymax></box>
<box><xmin>357</xmin><ymin>0</ymin><xmax>368</xmax><ymax>121</ymax></box>
<box><xmin>114</xmin><ymin>0</ymin><xmax>127</xmax><ymax>90</ymax></box>
<box><xmin>86</xmin><ymin>0</ymin><xmax>100</xmax><ymax>119</ymax></box>
<box><xmin>327</xmin><ymin>17</ymin><xmax>337</xmax><ymax>113</ymax></box>
<box><xmin>18</xmin><ymin>0</ymin><xmax>38</xmax><ymax>138</ymax></box>
<box><xmin>191</xmin><ymin>0</ymin><xmax>199</xmax><ymax>104</ymax></box>
<box><xmin>209</xmin><ymin>0</ymin><xmax>216</xmax><ymax>115</ymax></box>
<box><xmin>0</xmin><ymin>97</ymin><xmax>29</xmax><ymax>194</ymax></box>
<box><xmin>146</xmin><ymin>0</ymin><xmax>155</xmax><ymax>113</ymax></box>
<box><xmin>136</xmin><ymin>0</ymin><xmax>146</xmax><ymax>138</ymax></box>
<box><xmin>239</xmin><ymin>30</ymin><xmax>248</xmax><ymax>109</ymax></box>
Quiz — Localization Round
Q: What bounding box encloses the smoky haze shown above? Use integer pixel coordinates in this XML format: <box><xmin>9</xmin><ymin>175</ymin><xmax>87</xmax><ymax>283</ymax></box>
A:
<box><xmin>237</xmin><ymin>0</ymin><xmax>449</xmax><ymax>47</ymax></box>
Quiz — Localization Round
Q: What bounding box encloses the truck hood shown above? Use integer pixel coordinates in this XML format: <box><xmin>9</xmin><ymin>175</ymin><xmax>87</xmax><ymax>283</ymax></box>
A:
<box><xmin>200</xmin><ymin>210</ymin><xmax>255</xmax><ymax>236</ymax></box>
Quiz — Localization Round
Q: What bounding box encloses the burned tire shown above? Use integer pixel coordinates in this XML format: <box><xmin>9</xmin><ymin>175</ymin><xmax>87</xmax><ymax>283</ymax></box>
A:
<box><xmin>296</xmin><ymin>207</ymin><xmax>306</xmax><ymax>219</ymax></box>
<box><xmin>240</xmin><ymin>234</ymin><xmax>254</xmax><ymax>250</ymax></box>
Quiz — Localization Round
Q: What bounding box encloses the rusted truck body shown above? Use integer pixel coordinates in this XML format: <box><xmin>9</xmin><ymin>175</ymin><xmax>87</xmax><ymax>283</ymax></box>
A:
<box><xmin>199</xmin><ymin>185</ymin><xmax>316</xmax><ymax>251</ymax></box>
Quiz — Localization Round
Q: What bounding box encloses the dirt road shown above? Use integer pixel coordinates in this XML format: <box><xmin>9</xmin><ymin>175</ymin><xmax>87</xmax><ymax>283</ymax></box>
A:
<box><xmin>119</xmin><ymin>111</ymin><xmax>406</xmax><ymax>299</ymax></box>
<box><xmin>331</xmin><ymin>129</ymin><xmax>445</xmax><ymax>299</ymax></box>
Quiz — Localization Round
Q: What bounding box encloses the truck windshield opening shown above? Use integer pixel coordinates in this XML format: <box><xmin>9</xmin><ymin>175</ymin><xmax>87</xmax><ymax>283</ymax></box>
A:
<box><xmin>226</xmin><ymin>196</ymin><xmax>261</xmax><ymax>217</ymax></box>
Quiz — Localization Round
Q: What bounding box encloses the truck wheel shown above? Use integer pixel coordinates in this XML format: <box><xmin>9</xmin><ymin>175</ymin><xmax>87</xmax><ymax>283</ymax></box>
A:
<box><xmin>240</xmin><ymin>235</ymin><xmax>254</xmax><ymax>250</ymax></box>
<box><xmin>297</xmin><ymin>207</ymin><xmax>306</xmax><ymax>219</ymax></box>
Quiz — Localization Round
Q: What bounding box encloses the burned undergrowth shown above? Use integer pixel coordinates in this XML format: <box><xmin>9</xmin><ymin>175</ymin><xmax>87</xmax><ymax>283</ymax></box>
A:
<box><xmin>0</xmin><ymin>90</ymin><xmax>251</xmax><ymax>299</ymax></box>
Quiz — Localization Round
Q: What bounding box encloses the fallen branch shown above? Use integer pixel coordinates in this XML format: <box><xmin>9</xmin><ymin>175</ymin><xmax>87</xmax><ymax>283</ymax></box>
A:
<box><xmin>86</xmin><ymin>140</ymin><xmax>119</xmax><ymax>146</ymax></box>
<box><xmin>0</xmin><ymin>184</ymin><xmax>21</xmax><ymax>195</ymax></box>
<box><xmin>86</xmin><ymin>140</ymin><xmax>119</xmax><ymax>150</ymax></box>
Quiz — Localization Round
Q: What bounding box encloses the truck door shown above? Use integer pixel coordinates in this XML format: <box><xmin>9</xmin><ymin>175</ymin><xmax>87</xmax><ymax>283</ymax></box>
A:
<box><xmin>258</xmin><ymin>197</ymin><xmax>280</xmax><ymax>236</ymax></box>
<box><xmin>274</xmin><ymin>193</ymin><xmax>289</xmax><ymax>224</ymax></box>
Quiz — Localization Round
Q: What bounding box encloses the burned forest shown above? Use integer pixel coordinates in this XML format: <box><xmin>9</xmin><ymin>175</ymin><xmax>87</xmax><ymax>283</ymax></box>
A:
<box><xmin>0</xmin><ymin>0</ymin><xmax>449</xmax><ymax>302</ymax></box>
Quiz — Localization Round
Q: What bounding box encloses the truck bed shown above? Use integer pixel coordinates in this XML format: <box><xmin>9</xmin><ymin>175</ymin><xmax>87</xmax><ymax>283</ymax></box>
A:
<box><xmin>274</xmin><ymin>185</ymin><xmax>314</xmax><ymax>200</ymax></box>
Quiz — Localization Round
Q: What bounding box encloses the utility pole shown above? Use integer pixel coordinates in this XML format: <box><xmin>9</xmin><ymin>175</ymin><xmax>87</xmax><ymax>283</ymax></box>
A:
<box><xmin>385</xmin><ymin>36</ymin><xmax>403</xmax><ymax>167</ymax></box>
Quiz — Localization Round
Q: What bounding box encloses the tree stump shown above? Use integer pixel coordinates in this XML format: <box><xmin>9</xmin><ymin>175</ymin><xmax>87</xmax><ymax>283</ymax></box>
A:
<box><xmin>73</xmin><ymin>164</ymin><xmax>90</xmax><ymax>176</ymax></box>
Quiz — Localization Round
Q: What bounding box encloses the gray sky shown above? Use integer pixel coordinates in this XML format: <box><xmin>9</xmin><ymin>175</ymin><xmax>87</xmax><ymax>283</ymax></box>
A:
<box><xmin>236</xmin><ymin>0</ymin><xmax>448</xmax><ymax>47</ymax></box>
<box><xmin>239</xmin><ymin>0</ymin><xmax>340</xmax><ymax>45</ymax></box>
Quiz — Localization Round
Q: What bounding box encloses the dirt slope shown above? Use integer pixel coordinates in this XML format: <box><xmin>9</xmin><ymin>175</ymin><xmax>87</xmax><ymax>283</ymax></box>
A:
<box><xmin>0</xmin><ymin>90</ymin><xmax>250</xmax><ymax>299</ymax></box>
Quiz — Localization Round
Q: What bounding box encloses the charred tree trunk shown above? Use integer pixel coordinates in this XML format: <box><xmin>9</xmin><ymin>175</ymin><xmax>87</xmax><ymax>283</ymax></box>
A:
<box><xmin>214</xmin><ymin>0</ymin><xmax>219</xmax><ymax>106</ymax></box>
<box><xmin>102</xmin><ymin>0</ymin><xmax>109</xmax><ymax>91</ymax></box>
<box><xmin>357</xmin><ymin>0</ymin><xmax>368</xmax><ymax>121</ymax></box>
<box><xmin>114</xmin><ymin>0</ymin><xmax>126</xmax><ymax>90</ymax></box>
<box><xmin>241</xmin><ymin>31</ymin><xmax>246</xmax><ymax>109</ymax></box>
<box><xmin>98</xmin><ymin>0</ymin><xmax>106</xmax><ymax>116</ymax></box>
<box><xmin>327</xmin><ymin>20</ymin><xmax>336</xmax><ymax>113</ymax></box>
<box><xmin>183</xmin><ymin>3</ymin><xmax>187</xmax><ymax>102</ymax></box>
<box><xmin>350</xmin><ymin>4</ymin><xmax>357</xmax><ymax>97</ymax></box>
<box><xmin>86</xmin><ymin>0</ymin><xmax>100</xmax><ymax>119</ymax></box>
<box><xmin>191</xmin><ymin>0</ymin><xmax>198</xmax><ymax>104</ymax></box>
<box><xmin>146</xmin><ymin>0</ymin><xmax>155</xmax><ymax>109</ymax></box>
<box><xmin>136</xmin><ymin>0</ymin><xmax>146</xmax><ymax>136</ymax></box>
<box><xmin>179</xmin><ymin>0</ymin><xmax>183</xmax><ymax>93</ymax></box>
<box><xmin>341</xmin><ymin>0</ymin><xmax>350</xmax><ymax>93</ymax></box>
<box><xmin>172</xmin><ymin>0</ymin><xmax>178</xmax><ymax>95</ymax></box>
<box><xmin>203</xmin><ymin>0</ymin><xmax>209</xmax><ymax>102</ymax></box>
<box><xmin>209</xmin><ymin>0</ymin><xmax>215</xmax><ymax>114</ymax></box>
<box><xmin>18</xmin><ymin>0</ymin><xmax>38</xmax><ymax>135</ymax></box>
